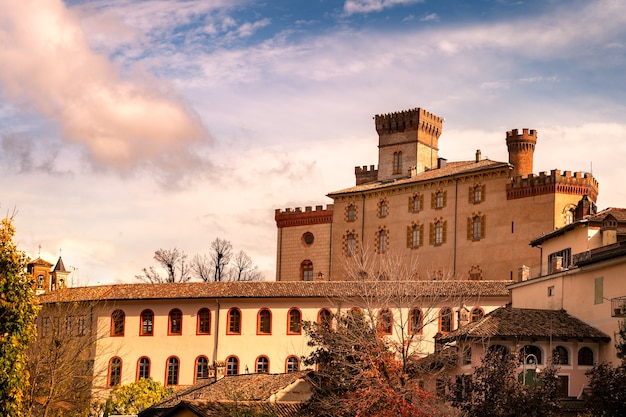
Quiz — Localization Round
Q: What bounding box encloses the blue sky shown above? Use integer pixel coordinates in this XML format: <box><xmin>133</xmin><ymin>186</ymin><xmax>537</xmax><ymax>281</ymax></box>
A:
<box><xmin>1</xmin><ymin>0</ymin><xmax>625</xmax><ymax>284</ymax></box>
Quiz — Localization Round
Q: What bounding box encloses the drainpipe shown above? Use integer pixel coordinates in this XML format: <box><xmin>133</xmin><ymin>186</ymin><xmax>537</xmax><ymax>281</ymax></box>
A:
<box><xmin>213</xmin><ymin>299</ymin><xmax>220</xmax><ymax>380</ymax></box>
<box><xmin>453</xmin><ymin>178</ymin><xmax>459</xmax><ymax>278</ymax></box>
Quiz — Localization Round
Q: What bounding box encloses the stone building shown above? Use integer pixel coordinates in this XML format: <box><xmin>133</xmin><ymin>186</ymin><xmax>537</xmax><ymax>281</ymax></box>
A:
<box><xmin>275</xmin><ymin>107</ymin><xmax>598</xmax><ymax>282</ymax></box>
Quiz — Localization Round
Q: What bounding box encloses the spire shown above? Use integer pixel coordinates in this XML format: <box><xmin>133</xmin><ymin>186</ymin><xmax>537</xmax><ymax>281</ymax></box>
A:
<box><xmin>53</xmin><ymin>256</ymin><xmax>67</xmax><ymax>272</ymax></box>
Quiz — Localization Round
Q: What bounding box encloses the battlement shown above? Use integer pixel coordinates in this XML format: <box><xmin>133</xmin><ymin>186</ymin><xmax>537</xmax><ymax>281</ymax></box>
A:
<box><xmin>507</xmin><ymin>169</ymin><xmax>599</xmax><ymax>201</ymax></box>
<box><xmin>275</xmin><ymin>204</ymin><xmax>334</xmax><ymax>228</ymax></box>
<box><xmin>355</xmin><ymin>165</ymin><xmax>378</xmax><ymax>185</ymax></box>
<box><xmin>506</xmin><ymin>128</ymin><xmax>537</xmax><ymax>142</ymax></box>
<box><xmin>375</xmin><ymin>107</ymin><xmax>443</xmax><ymax>136</ymax></box>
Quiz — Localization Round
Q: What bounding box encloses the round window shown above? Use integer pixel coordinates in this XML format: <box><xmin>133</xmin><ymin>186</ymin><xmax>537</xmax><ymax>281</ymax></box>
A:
<box><xmin>303</xmin><ymin>232</ymin><xmax>314</xmax><ymax>245</ymax></box>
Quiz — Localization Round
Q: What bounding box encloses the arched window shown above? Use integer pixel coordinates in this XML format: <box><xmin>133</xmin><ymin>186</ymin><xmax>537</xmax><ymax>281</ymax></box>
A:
<box><xmin>346</xmin><ymin>232</ymin><xmax>356</xmax><ymax>256</ymax></box>
<box><xmin>552</xmin><ymin>346</ymin><xmax>569</xmax><ymax>365</ymax></box>
<box><xmin>137</xmin><ymin>357</ymin><xmax>150</xmax><ymax>381</ymax></box>
<box><xmin>227</xmin><ymin>308</ymin><xmax>242</xmax><ymax>334</ymax></box>
<box><xmin>393</xmin><ymin>151</ymin><xmax>402</xmax><ymax>174</ymax></box>
<box><xmin>378</xmin><ymin>308</ymin><xmax>392</xmax><ymax>335</ymax></box>
<box><xmin>409</xmin><ymin>224</ymin><xmax>422</xmax><ymax>248</ymax></box>
<box><xmin>195</xmin><ymin>356</ymin><xmax>210</xmax><ymax>382</ymax></box>
<box><xmin>472</xmin><ymin>185</ymin><xmax>484</xmax><ymax>204</ymax></box>
<box><xmin>301</xmin><ymin>260</ymin><xmax>313</xmax><ymax>281</ymax></box>
<box><xmin>472</xmin><ymin>216</ymin><xmax>482</xmax><ymax>240</ymax></box>
<box><xmin>488</xmin><ymin>344</ymin><xmax>510</xmax><ymax>357</ymax></box>
<box><xmin>111</xmin><ymin>310</ymin><xmax>125</xmax><ymax>337</ymax></box>
<box><xmin>347</xmin><ymin>204</ymin><xmax>357</xmax><ymax>222</ymax></box>
<box><xmin>578</xmin><ymin>347</ymin><xmax>594</xmax><ymax>366</ymax></box>
<box><xmin>409</xmin><ymin>308</ymin><xmax>423</xmax><ymax>334</ymax></box>
<box><xmin>140</xmin><ymin>310</ymin><xmax>153</xmax><ymax>336</ymax></box>
<box><xmin>166</xmin><ymin>357</ymin><xmax>179</xmax><ymax>385</ymax></box>
<box><xmin>197</xmin><ymin>308</ymin><xmax>211</xmax><ymax>335</ymax></box>
<box><xmin>37</xmin><ymin>274</ymin><xmax>44</xmax><ymax>289</ymax></box>
<box><xmin>256</xmin><ymin>356</ymin><xmax>269</xmax><ymax>373</ymax></box>
<box><xmin>377</xmin><ymin>229</ymin><xmax>388</xmax><ymax>254</ymax></box>
<box><xmin>286</xmin><ymin>356</ymin><xmax>300</xmax><ymax>373</ymax></box>
<box><xmin>439</xmin><ymin>307</ymin><xmax>453</xmax><ymax>333</ymax></box>
<box><xmin>168</xmin><ymin>309</ymin><xmax>182</xmax><ymax>335</ymax></box>
<box><xmin>565</xmin><ymin>209</ymin><xmax>575</xmax><ymax>225</ymax></box>
<box><xmin>434</xmin><ymin>191</ymin><xmax>445</xmax><ymax>209</ymax></box>
<box><xmin>257</xmin><ymin>308</ymin><xmax>272</xmax><ymax>334</ymax></box>
<box><xmin>378</xmin><ymin>199</ymin><xmax>388</xmax><ymax>217</ymax></box>
<box><xmin>470</xmin><ymin>307</ymin><xmax>484</xmax><ymax>322</ymax></box>
<box><xmin>318</xmin><ymin>309</ymin><xmax>332</xmax><ymax>328</ymax></box>
<box><xmin>226</xmin><ymin>356</ymin><xmax>239</xmax><ymax>375</ymax></box>
<box><xmin>109</xmin><ymin>357</ymin><xmax>122</xmax><ymax>386</ymax></box>
<box><xmin>410</xmin><ymin>194</ymin><xmax>422</xmax><ymax>213</ymax></box>
<box><xmin>520</xmin><ymin>345</ymin><xmax>542</xmax><ymax>365</ymax></box>
<box><xmin>434</xmin><ymin>221</ymin><xmax>445</xmax><ymax>245</ymax></box>
<box><xmin>287</xmin><ymin>308</ymin><xmax>302</xmax><ymax>334</ymax></box>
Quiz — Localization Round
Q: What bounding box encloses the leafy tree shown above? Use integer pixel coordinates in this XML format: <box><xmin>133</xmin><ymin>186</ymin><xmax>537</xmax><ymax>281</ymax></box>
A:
<box><xmin>102</xmin><ymin>378</ymin><xmax>174</xmax><ymax>416</ymax></box>
<box><xmin>449</xmin><ymin>348</ymin><xmax>560</xmax><ymax>417</ymax></box>
<box><xmin>0</xmin><ymin>215</ymin><xmax>40</xmax><ymax>417</ymax></box>
<box><xmin>583</xmin><ymin>362</ymin><xmax>626</xmax><ymax>417</ymax></box>
<box><xmin>615</xmin><ymin>319</ymin><xmax>626</xmax><ymax>361</ymax></box>
<box><xmin>136</xmin><ymin>248</ymin><xmax>191</xmax><ymax>283</ymax></box>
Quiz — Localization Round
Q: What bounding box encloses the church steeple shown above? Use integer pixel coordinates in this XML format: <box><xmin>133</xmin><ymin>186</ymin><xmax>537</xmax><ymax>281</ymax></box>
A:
<box><xmin>51</xmin><ymin>256</ymin><xmax>69</xmax><ymax>290</ymax></box>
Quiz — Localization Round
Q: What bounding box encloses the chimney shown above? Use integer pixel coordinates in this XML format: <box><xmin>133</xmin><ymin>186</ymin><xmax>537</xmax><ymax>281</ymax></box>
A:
<box><xmin>475</xmin><ymin>149</ymin><xmax>481</xmax><ymax>163</ymax></box>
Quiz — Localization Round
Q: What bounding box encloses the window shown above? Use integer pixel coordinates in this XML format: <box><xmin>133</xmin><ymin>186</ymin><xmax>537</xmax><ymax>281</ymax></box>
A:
<box><xmin>65</xmin><ymin>315</ymin><xmax>74</xmax><ymax>334</ymax></box>
<box><xmin>301</xmin><ymin>260</ymin><xmax>313</xmax><ymax>281</ymax></box>
<box><xmin>303</xmin><ymin>232</ymin><xmax>314</xmax><ymax>245</ymax></box>
<box><xmin>470</xmin><ymin>184</ymin><xmax>485</xmax><ymax>204</ymax></box>
<box><xmin>347</xmin><ymin>204</ymin><xmax>357</xmax><ymax>222</ymax></box>
<box><xmin>42</xmin><ymin>317</ymin><xmax>50</xmax><ymax>337</ymax></box>
<box><xmin>407</xmin><ymin>224</ymin><xmax>422</xmax><ymax>249</ymax></box>
<box><xmin>256</xmin><ymin>356</ymin><xmax>269</xmax><ymax>373</ymax></box>
<box><xmin>557</xmin><ymin>375</ymin><xmax>569</xmax><ymax>398</ymax></box>
<box><xmin>578</xmin><ymin>347</ymin><xmax>594</xmax><ymax>366</ymax></box>
<box><xmin>318</xmin><ymin>309</ymin><xmax>332</xmax><ymax>328</ymax></box>
<box><xmin>377</xmin><ymin>228</ymin><xmax>388</xmax><ymax>254</ymax></box>
<box><xmin>470</xmin><ymin>307</ymin><xmax>484</xmax><ymax>322</ymax></box>
<box><xmin>197</xmin><ymin>308</ymin><xmax>211</xmax><ymax>335</ymax></box>
<box><xmin>257</xmin><ymin>309</ymin><xmax>272</xmax><ymax>334</ymax></box>
<box><xmin>137</xmin><ymin>357</ymin><xmax>150</xmax><ymax>380</ymax></box>
<box><xmin>111</xmin><ymin>310</ymin><xmax>125</xmax><ymax>337</ymax></box>
<box><xmin>409</xmin><ymin>308</ymin><xmax>423</xmax><ymax>334</ymax></box>
<box><xmin>409</xmin><ymin>194</ymin><xmax>423</xmax><ymax>213</ymax></box>
<box><xmin>227</xmin><ymin>308</ymin><xmax>242</xmax><ymax>334</ymax></box>
<box><xmin>37</xmin><ymin>274</ymin><xmax>44</xmax><ymax>289</ymax></box>
<box><xmin>378</xmin><ymin>309</ymin><xmax>392</xmax><ymax>335</ymax></box>
<box><xmin>520</xmin><ymin>345</ymin><xmax>542</xmax><ymax>365</ymax></box>
<box><xmin>431</xmin><ymin>220</ymin><xmax>447</xmax><ymax>246</ymax></box>
<box><xmin>346</xmin><ymin>232</ymin><xmax>357</xmax><ymax>256</ymax></box>
<box><xmin>468</xmin><ymin>215</ymin><xmax>485</xmax><ymax>241</ymax></box>
<box><xmin>77</xmin><ymin>315</ymin><xmax>86</xmax><ymax>336</ymax></box>
<box><xmin>565</xmin><ymin>210</ymin><xmax>574</xmax><ymax>225</ymax></box>
<box><xmin>439</xmin><ymin>307</ymin><xmax>453</xmax><ymax>333</ymax></box>
<box><xmin>393</xmin><ymin>151</ymin><xmax>402</xmax><ymax>174</ymax></box>
<box><xmin>552</xmin><ymin>346</ymin><xmax>569</xmax><ymax>365</ymax></box>
<box><xmin>287</xmin><ymin>308</ymin><xmax>302</xmax><ymax>334</ymax></box>
<box><xmin>140</xmin><ymin>310</ymin><xmax>154</xmax><ymax>336</ymax></box>
<box><xmin>166</xmin><ymin>357</ymin><xmax>179</xmax><ymax>385</ymax></box>
<box><xmin>548</xmin><ymin>286</ymin><xmax>555</xmax><ymax>297</ymax></box>
<box><xmin>378</xmin><ymin>199</ymin><xmax>388</xmax><ymax>218</ymax></box>
<box><xmin>432</xmin><ymin>190</ymin><xmax>446</xmax><ymax>209</ymax></box>
<box><xmin>168</xmin><ymin>309</ymin><xmax>182</xmax><ymax>335</ymax></box>
<box><xmin>226</xmin><ymin>356</ymin><xmax>239</xmax><ymax>375</ymax></box>
<box><xmin>469</xmin><ymin>265</ymin><xmax>482</xmax><ymax>281</ymax></box>
<box><xmin>548</xmin><ymin>248</ymin><xmax>572</xmax><ymax>273</ymax></box>
<box><xmin>286</xmin><ymin>356</ymin><xmax>300</xmax><ymax>373</ymax></box>
<box><xmin>109</xmin><ymin>357</ymin><xmax>122</xmax><ymax>387</ymax></box>
<box><xmin>196</xmin><ymin>356</ymin><xmax>210</xmax><ymax>382</ymax></box>
<box><xmin>462</xmin><ymin>346</ymin><xmax>472</xmax><ymax>365</ymax></box>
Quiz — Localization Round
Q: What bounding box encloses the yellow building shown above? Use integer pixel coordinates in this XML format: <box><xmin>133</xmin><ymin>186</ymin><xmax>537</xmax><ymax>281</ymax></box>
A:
<box><xmin>275</xmin><ymin>107</ymin><xmax>598</xmax><ymax>282</ymax></box>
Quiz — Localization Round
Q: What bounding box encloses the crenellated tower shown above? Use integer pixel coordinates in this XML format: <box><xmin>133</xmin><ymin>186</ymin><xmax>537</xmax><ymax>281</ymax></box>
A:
<box><xmin>372</xmin><ymin>107</ymin><xmax>444</xmax><ymax>182</ymax></box>
<box><xmin>506</xmin><ymin>128</ymin><xmax>537</xmax><ymax>177</ymax></box>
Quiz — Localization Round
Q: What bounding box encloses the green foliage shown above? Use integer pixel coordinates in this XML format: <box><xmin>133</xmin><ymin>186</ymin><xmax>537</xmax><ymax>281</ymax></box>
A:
<box><xmin>102</xmin><ymin>378</ymin><xmax>174</xmax><ymax>416</ymax></box>
<box><xmin>0</xmin><ymin>217</ymin><xmax>40</xmax><ymax>417</ymax></box>
<box><xmin>583</xmin><ymin>362</ymin><xmax>626</xmax><ymax>417</ymax></box>
<box><xmin>449</xmin><ymin>348</ymin><xmax>560</xmax><ymax>417</ymax></box>
<box><xmin>615</xmin><ymin>319</ymin><xmax>626</xmax><ymax>361</ymax></box>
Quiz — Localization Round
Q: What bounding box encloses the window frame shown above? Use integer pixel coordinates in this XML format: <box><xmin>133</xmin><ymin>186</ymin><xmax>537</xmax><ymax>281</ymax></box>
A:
<box><xmin>301</xmin><ymin>260</ymin><xmax>313</xmax><ymax>281</ymax></box>
<box><xmin>378</xmin><ymin>308</ymin><xmax>393</xmax><ymax>335</ymax></box>
<box><xmin>110</xmin><ymin>309</ymin><xmax>125</xmax><ymax>337</ymax></box>
<box><xmin>137</xmin><ymin>357</ymin><xmax>151</xmax><ymax>381</ymax></box>
<box><xmin>195</xmin><ymin>356</ymin><xmax>210</xmax><ymax>383</ymax></box>
<box><xmin>286</xmin><ymin>356</ymin><xmax>300</xmax><ymax>373</ymax></box>
<box><xmin>257</xmin><ymin>308</ymin><xmax>272</xmax><ymax>335</ymax></box>
<box><xmin>439</xmin><ymin>307</ymin><xmax>453</xmax><ymax>333</ymax></box>
<box><xmin>197</xmin><ymin>308</ymin><xmax>211</xmax><ymax>335</ymax></box>
<box><xmin>470</xmin><ymin>307</ymin><xmax>484</xmax><ymax>322</ymax></box>
<box><xmin>577</xmin><ymin>347</ymin><xmax>594</xmax><ymax>366</ymax></box>
<box><xmin>347</xmin><ymin>204</ymin><xmax>357</xmax><ymax>222</ymax></box>
<box><xmin>227</xmin><ymin>308</ymin><xmax>242</xmax><ymax>335</ymax></box>
<box><xmin>318</xmin><ymin>308</ymin><xmax>332</xmax><ymax>328</ymax></box>
<box><xmin>140</xmin><ymin>309</ymin><xmax>154</xmax><ymax>336</ymax></box>
<box><xmin>435</xmin><ymin>221</ymin><xmax>444</xmax><ymax>245</ymax></box>
<box><xmin>346</xmin><ymin>232</ymin><xmax>356</xmax><ymax>256</ymax></box>
<box><xmin>108</xmin><ymin>356</ymin><xmax>122</xmax><ymax>387</ymax></box>
<box><xmin>226</xmin><ymin>355</ymin><xmax>239</xmax><ymax>375</ymax></box>
<box><xmin>552</xmin><ymin>346</ymin><xmax>569</xmax><ymax>365</ymax></box>
<box><xmin>409</xmin><ymin>308</ymin><xmax>423</xmax><ymax>334</ymax></box>
<box><xmin>165</xmin><ymin>356</ymin><xmax>180</xmax><ymax>386</ymax></box>
<box><xmin>287</xmin><ymin>308</ymin><xmax>302</xmax><ymax>335</ymax></box>
<box><xmin>255</xmin><ymin>355</ymin><xmax>270</xmax><ymax>374</ymax></box>
<box><xmin>168</xmin><ymin>308</ymin><xmax>183</xmax><ymax>336</ymax></box>
<box><xmin>392</xmin><ymin>151</ymin><xmax>402</xmax><ymax>174</ymax></box>
<box><xmin>377</xmin><ymin>228</ymin><xmax>388</xmax><ymax>254</ymax></box>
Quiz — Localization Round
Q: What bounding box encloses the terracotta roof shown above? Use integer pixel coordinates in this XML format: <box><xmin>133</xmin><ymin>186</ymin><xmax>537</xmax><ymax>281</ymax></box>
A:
<box><xmin>328</xmin><ymin>159</ymin><xmax>511</xmax><ymax>196</ymax></box>
<box><xmin>37</xmin><ymin>280</ymin><xmax>510</xmax><ymax>303</ymax></box>
<box><xmin>438</xmin><ymin>305</ymin><xmax>610</xmax><ymax>343</ymax></box>
<box><xmin>145</xmin><ymin>401</ymin><xmax>303</xmax><ymax>417</ymax></box>
<box><xmin>587</xmin><ymin>207</ymin><xmax>626</xmax><ymax>223</ymax></box>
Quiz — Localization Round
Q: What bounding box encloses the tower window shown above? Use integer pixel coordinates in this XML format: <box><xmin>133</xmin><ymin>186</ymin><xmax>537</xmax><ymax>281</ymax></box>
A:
<box><xmin>346</xmin><ymin>232</ymin><xmax>357</xmax><ymax>256</ymax></box>
<box><xmin>393</xmin><ymin>151</ymin><xmax>402</xmax><ymax>174</ymax></box>
<box><xmin>377</xmin><ymin>228</ymin><xmax>388</xmax><ymax>254</ymax></box>
<box><xmin>301</xmin><ymin>260</ymin><xmax>313</xmax><ymax>281</ymax></box>
<box><xmin>378</xmin><ymin>199</ymin><xmax>388</xmax><ymax>218</ymax></box>
<box><xmin>347</xmin><ymin>204</ymin><xmax>357</xmax><ymax>222</ymax></box>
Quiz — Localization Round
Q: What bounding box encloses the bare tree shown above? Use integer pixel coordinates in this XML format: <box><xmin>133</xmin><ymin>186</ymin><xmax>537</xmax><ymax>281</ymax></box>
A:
<box><xmin>228</xmin><ymin>250</ymin><xmax>263</xmax><ymax>281</ymax></box>
<box><xmin>136</xmin><ymin>248</ymin><xmax>191</xmax><ymax>283</ymax></box>
<box><xmin>191</xmin><ymin>253</ymin><xmax>213</xmax><ymax>282</ymax></box>
<box><xmin>210</xmin><ymin>238</ymin><xmax>232</xmax><ymax>282</ymax></box>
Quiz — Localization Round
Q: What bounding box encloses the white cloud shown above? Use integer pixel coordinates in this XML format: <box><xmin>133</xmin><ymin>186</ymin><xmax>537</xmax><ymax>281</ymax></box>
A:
<box><xmin>343</xmin><ymin>0</ymin><xmax>424</xmax><ymax>15</ymax></box>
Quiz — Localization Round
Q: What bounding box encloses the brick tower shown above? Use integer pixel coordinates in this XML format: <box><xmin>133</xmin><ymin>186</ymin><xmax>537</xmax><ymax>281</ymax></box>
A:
<box><xmin>506</xmin><ymin>128</ymin><xmax>537</xmax><ymax>177</ymax></box>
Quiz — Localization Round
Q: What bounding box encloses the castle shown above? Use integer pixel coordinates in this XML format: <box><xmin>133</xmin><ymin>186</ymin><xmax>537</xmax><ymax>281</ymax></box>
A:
<box><xmin>275</xmin><ymin>107</ymin><xmax>598</xmax><ymax>282</ymax></box>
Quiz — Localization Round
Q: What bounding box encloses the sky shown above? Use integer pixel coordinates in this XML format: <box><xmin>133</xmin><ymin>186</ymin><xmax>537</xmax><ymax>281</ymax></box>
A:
<box><xmin>1</xmin><ymin>0</ymin><xmax>625</xmax><ymax>285</ymax></box>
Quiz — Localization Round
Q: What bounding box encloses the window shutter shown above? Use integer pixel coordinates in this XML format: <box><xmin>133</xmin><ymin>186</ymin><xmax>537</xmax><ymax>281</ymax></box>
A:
<box><xmin>408</xmin><ymin>196</ymin><xmax>413</xmax><ymax>212</ymax></box>
<box><xmin>481</xmin><ymin>215</ymin><xmax>486</xmax><ymax>238</ymax></box>
<box><xmin>431</xmin><ymin>193</ymin><xmax>436</xmax><ymax>209</ymax></box>
<box><xmin>419</xmin><ymin>225</ymin><xmax>424</xmax><ymax>247</ymax></box>
<box><xmin>467</xmin><ymin>217</ymin><xmax>472</xmax><ymax>240</ymax></box>
<box><xmin>419</xmin><ymin>195</ymin><xmax>424</xmax><ymax>211</ymax></box>
<box><xmin>443</xmin><ymin>221</ymin><xmax>448</xmax><ymax>244</ymax></box>
<box><xmin>481</xmin><ymin>184</ymin><xmax>486</xmax><ymax>202</ymax></box>
<box><xmin>468</xmin><ymin>186</ymin><xmax>473</xmax><ymax>204</ymax></box>
<box><xmin>406</xmin><ymin>226</ymin><xmax>412</xmax><ymax>248</ymax></box>
<box><xmin>429</xmin><ymin>223</ymin><xmax>435</xmax><ymax>245</ymax></box>
<box><xmin>443</xmin><ymin>191</ymin><xmax>447</xmax><ymax>207</ymax></box>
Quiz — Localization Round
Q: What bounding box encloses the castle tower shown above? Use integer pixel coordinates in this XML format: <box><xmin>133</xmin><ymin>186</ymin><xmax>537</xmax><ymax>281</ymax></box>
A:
<box><xmin>374</xmin><ymin>108</ymin><xmax>444</xmax><ymax>181</ymax></box>
<box><xmin>506</xmin><ymin>128</ymin><xmax>537</xmax><ymax>177</ymax></box>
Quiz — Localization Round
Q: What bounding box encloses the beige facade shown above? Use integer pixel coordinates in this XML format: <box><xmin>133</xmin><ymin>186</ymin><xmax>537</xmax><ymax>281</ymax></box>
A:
<box><xmin>276</xmin><ymin>107</ymin><xmax>599</xmax><ymax>282</ymax></box>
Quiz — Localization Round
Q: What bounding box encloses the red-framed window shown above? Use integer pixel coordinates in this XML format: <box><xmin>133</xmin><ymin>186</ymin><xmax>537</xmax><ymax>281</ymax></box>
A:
<box><xmin>226</xmin><ymin>356</ymin><xmax>239</xmax><ymax>375</ymax></box>
<box><xmin>168</xmin><ymin>309</ymin><xmax>182</xmax><ymax>335</ymax></box>
<box><xmin>257</xmin><ymin>308</ymin><xmax>272</xmax><ymax>335</ymax></box>
<box><xmin>287</xmin><ymin>308</ymin><xmax>302</xmax><ymax>335</ymax></box>
<box><xmin>255</xmin><ymin>356</ymin><xmax>269</xmax><ymax>373</ymax></box>
<box><xmin>110</xmin><ymin>309</ymin><xmax>125</xmax><ymax>337</ymax></box>
<box><xmin>137</xmin><ymin>357</ymin><xmax>150</xmax><ymax>381</ymax></box>
<box><xmin>108</xmin><ymin>357</ymin><xmax>122</xmax><ymax>387</ymax></box>
<box><xmin>195</xmin><ymin>356</ymin><xmax>210</xmax><ymax>383</ymax></box>
<box><xmin>378</xmin><ymin>308</ymin><xmax>392</xmax><ymax>335</ymax></box>
<box><xmin>197</xmin><ymin>308</ymin><xmax>211</xmax><ymax>335</ymax></box>
<box><xmin>470</xmin><ymin>307</ymin><xmax>484</xmax><ymax>322</ymax></box>
<box><xmin>286</xmin><ymin>356</ymin><xmax>300</xmax><ymax>373</ymax></box>
<box><xmin>227</xmin><ymin>308</ymin><xmax>242</xmax><ymax>335</ymax></box>
<box><xmin>165</xmin><ymin>356</ymin><xmax>180</xmax><ymax>386</ymax></box>
<box><xmin>140</xmin><ymin>309</ymin><xmax>154</xmax><ymax>336</ymax></box>
<box><xmin>409</xmin><ymin>308</ymin><xmax>423</xmax><ymax>334</ymax></box>
<box><xmin>318</xmin><ymin>308</ymin><xmax>332</xmax><ymax>328</ymax></box>
<box><xmin>439</xmin><ymin>307</ymin><xmax>453</xmax><ymax>333</ymax></box>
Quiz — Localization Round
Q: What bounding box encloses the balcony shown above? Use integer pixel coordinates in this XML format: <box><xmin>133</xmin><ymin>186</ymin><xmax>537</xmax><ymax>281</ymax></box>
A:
<box><xmin>611</xmin><ymin>296</ymin><xmax>626</xmax><ymax>318</ymax></box>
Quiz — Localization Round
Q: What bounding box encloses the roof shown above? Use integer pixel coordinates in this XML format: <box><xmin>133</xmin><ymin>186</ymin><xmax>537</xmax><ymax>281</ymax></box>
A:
<box><xmin>37</xmin><ymin>280</ymin><xmax>510</xmax><ymax>304</ymax></box>
<box><xmin>437</xmin><ymin>305</ymin><xmax>611</xmax><ymax>344</ymax></box>
<box><xmin>140</xmin><ymin>372</ymin><xmax>311</xmax><ymax>417</ymax></box>
<box><xmin>53</xmin><ymin>256</ymin><xmax>67</xmax><ymax>272</ymax></box>
<box><xmin>328</xmin><ymin>159</ymin><xmax>511</xmax><ymax>196</ymax></box>
<box><xmin>144</xmin><ymin>401</ymin><xmax>303</xmax><ymax>417</ymax></box>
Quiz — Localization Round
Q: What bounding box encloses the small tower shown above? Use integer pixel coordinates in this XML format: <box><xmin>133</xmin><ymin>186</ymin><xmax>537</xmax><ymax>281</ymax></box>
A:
<box><xmin>27</xmin><ymin>257</ymin><xmax>53</xmax><ymax>295</ymax></box>
<box><xmin>506</xmin><ymin>128</ymin><xmax>537</xmax><ymax>177</ymax></box>
<box><xmin>374</xmin><ymin>108</ymin><xmax>444</xmax><ymax>181</ymax></box>
<box><xmin>51</xmin><ymin>256</ymin><xmax>70</xmax><ymax>291</ymax></box>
